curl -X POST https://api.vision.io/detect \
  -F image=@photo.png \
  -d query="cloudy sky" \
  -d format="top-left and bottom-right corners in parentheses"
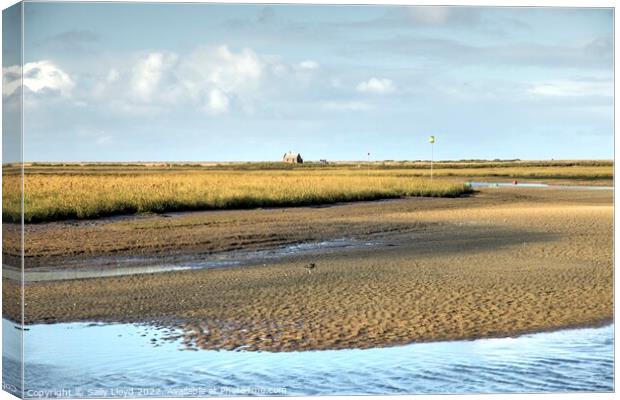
top-left (2, 2), bottom-right (614, 162)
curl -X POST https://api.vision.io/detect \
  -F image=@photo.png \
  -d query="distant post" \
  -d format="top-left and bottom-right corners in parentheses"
top-left (367, 151), bottom-right (371, 177)
top-left (429, 136), bottom-right (436, 182)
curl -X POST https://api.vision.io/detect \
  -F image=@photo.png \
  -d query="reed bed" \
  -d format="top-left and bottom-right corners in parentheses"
top-left (3, 170), bottom-right (471, 223)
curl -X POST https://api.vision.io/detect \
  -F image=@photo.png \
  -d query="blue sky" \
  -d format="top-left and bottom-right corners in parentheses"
top-left (2, 3), bottom-right (614, 162)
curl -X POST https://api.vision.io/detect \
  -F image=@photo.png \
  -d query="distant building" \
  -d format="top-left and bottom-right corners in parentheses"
top-left (283, 151), bottom-right (303, 164)
top-left (319, 159), bottom-right (328, 165)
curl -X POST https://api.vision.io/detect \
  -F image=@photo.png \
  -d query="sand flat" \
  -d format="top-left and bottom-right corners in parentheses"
top-left (2, 188), bottom-right (613, 351)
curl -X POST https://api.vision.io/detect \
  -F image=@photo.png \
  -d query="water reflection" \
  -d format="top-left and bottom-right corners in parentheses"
top-left (2, 319), bottom-right (613, 397)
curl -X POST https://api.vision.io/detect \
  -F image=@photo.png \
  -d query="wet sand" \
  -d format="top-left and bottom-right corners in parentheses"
top-left (2, 187), bottom-right (613, 351)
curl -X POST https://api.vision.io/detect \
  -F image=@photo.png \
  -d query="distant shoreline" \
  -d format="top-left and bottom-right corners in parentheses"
top-left (2, 159), bottom-right (614, 168)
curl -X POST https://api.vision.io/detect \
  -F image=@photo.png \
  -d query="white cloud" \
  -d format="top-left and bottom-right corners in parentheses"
top-left (528, 80), bottom-right (612, 97)
top-left (12, 47), bottom-right (330, 119)
top-left (131, 52), bottom-right (179, 102)
top-left (175, 45), bottom-right (265, 115)
top-left (356, 77), bottom-right (396, 94)
top-left (90, 68), bottom-right (121, 100)
top-left (180, 45), bottom-right (263, 95)
top-left (299, 60), bottom-right (319, 70)
top-left (91, 45), bottom-right (266, 115)
top-left (24, 61), bottom-right (75, 95)
top-left (3, 61), bottom-right (74, 97)
top-left (322, 100), bottom-right (373, 111)
top-left (206, 88), bottom-right (230, 114)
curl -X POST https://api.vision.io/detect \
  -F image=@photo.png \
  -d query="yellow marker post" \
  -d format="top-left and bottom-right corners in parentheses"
top-left (429, 136), bottom-right (436, 182)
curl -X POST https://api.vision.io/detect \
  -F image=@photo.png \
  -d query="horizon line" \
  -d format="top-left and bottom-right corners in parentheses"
top-left (3, 158), bottom-right (614, 165)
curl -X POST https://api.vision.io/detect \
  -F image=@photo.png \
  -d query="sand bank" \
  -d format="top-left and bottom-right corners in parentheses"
top-left (2, 188), bottom-right (613, 351)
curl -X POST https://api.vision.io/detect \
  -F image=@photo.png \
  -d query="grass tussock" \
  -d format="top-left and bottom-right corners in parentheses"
top-left (3, 171), bottom-right (471, 223)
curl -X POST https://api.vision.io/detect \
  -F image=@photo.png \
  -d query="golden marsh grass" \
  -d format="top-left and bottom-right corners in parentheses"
top-left (2, 161), bottom-right (612, 223)
top-left (3, 170), bottom-right (471, 222)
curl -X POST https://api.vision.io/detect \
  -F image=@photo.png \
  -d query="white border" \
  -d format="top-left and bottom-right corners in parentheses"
top-left (0, 1), bottom-right (616, 400)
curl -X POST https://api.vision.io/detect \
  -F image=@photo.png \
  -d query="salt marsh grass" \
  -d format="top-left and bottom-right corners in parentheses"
top-left (3, 161), bottom-right (612, 223)
top-left (3, 170), bottom-right (471, 222)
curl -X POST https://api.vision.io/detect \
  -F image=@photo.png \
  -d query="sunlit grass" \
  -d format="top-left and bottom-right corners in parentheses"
top-left (3, 170), bottom-right (471, 222)
top-left (2, 161), bottom-right (613, 223)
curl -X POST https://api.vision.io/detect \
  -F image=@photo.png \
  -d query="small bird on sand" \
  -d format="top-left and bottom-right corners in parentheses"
top-left (305, 263), bottom-right (316, 274)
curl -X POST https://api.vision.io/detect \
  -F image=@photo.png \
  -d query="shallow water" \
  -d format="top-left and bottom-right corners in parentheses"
top-left (468, 181), bottom-right (613, 190)
top-left (4, 238), bottom-right (377, 282)
top-left (2, 319), bottom-right (613, 397)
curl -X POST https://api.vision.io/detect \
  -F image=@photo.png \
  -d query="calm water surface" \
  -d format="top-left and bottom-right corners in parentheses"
top-left (2, 319), bottom-right (613, 397)
top-left (467, 181), bottom-right (613, 190)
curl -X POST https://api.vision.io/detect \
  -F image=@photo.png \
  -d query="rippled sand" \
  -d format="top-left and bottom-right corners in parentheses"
top-left (3, 188), bottom-right (613, 351)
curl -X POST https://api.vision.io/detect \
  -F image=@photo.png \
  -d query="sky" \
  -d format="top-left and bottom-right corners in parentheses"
top-left (2, 2), bottom-right (614, 162)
